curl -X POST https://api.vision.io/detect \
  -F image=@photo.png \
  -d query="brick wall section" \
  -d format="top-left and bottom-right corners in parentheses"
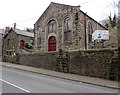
top-left (15, 49), bottom-right (118, 80)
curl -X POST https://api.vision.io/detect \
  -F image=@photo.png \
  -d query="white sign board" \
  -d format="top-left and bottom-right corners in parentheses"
top-left (92, 30), bottom-right (109, 41)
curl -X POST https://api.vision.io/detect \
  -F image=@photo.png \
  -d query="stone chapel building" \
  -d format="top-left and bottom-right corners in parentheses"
top-left (34, 2), bottom-right (107, 53)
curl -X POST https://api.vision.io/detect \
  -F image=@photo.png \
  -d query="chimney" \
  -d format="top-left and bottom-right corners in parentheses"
top-left (5, 26), bottom-right (10, 33)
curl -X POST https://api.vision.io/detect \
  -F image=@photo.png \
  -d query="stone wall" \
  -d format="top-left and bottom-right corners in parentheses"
top-left (3, 55), bottom-right (18, 63)
top-left (8, 49), bottom-right (119, 81)
top-left (18, 52), bottom-right (58, 70)
top-left (68, 49), bottom-right (118, 80)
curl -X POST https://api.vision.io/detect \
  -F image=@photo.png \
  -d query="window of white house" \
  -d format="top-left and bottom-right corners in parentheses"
top-left (48, 20), bottom-right (57, 33)
top-left (64, 17), bottom-right (72, 41)
top-left (37, 28), bottom-right (42, 45)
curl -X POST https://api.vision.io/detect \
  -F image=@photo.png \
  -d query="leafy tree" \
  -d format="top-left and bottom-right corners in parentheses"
top-left (26, 28), bottom-right (34, 33)
top-left (105, 22), bottom-right (109, 28)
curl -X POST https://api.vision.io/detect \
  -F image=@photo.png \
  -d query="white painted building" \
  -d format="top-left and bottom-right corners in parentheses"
top-left (0, 29), bottom-right (5, 56)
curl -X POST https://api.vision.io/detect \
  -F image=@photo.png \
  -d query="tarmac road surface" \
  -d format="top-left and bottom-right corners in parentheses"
top-left (1, 66), bottom-right (118, 93)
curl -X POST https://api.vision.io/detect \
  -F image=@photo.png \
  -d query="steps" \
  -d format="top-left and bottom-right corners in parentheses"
top-left (56, 50), bottom-right (69, 73)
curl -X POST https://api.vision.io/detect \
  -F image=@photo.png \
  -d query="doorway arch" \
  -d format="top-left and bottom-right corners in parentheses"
top-left (20, 40), bottom-right (25, 49)
top-left (48, 36), bottom-right (56, 51)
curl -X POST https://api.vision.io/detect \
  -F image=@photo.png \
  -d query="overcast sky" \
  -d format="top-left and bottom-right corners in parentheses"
top-left (0, 0), bottom-right (119, 30)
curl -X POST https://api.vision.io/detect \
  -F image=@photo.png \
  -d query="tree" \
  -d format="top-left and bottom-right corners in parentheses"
top-left (109, 13), bottom-right (116, 28)
top-left (105, 22), bottom-right (109, 28)
top-left (26, 28), bottom-right (34, 33)
top-left (25, 42), bottom-right (33, 49)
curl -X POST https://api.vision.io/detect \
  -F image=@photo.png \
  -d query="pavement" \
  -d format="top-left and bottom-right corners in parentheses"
top-left (0, 61), bottom-right (119, 90)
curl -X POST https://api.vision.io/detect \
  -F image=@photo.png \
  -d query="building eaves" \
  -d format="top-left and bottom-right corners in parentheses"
top-left (15, 29), bottom-right (34, 38)
top-left (80, 10), bottom-right (108, 30)
top-left (35, 2), bottom-right (107, 30)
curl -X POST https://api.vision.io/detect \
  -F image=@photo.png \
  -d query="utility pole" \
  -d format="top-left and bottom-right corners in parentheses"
top-left (13, 23), bottom-right (16, 56)
top-left (118, 1), bottom-right (120, 52)
top-left (84, 13), bottom-right (87, 50)
top-left (117, 1), bottom-right (120, 82)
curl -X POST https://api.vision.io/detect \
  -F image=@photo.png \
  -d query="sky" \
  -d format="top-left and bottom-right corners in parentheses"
top-left (0, 0), bottom-right (119, 30)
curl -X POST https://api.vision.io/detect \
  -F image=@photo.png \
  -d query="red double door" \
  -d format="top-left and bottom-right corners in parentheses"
top-left (48, 36), bottom-right (56, 51)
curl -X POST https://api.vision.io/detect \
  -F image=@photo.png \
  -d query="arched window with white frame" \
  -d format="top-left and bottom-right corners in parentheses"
top-left (87, 22), bottom-right (93, 44)
top-left (64, 17), bottom-right (72, 41)
top-left (48, 20), bottom-right (57, 33)
top-left (37, 28), bottom-right (42, 45)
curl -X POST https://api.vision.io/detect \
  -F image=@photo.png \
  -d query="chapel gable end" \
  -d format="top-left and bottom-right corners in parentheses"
top-left (36, 2), bottom-right (80, 24)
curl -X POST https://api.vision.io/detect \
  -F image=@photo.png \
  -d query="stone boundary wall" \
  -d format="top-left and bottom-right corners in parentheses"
top-left (3, 49), bottom-right (119, 81)
top-left (68, 49), bottom-right (118, 80)
top-left (18, 52), bottom-right (58, 71)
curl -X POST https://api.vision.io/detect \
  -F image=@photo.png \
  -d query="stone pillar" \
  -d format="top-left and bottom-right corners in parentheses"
top-left (34, 24), bottom-right (38, 51)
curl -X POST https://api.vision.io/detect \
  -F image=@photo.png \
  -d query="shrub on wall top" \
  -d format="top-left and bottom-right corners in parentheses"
top-left (25, 42), bottom-right (33, 49)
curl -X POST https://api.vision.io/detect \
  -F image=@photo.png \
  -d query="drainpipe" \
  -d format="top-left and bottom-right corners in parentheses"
top-left (118, 1), bottom-right (120, 50)
top-left (84, 13), bottom-right (87, 49)
top-left (13, 23), bottom-right (16, 54)
top-left (118, 2), bottom-right (120, 79)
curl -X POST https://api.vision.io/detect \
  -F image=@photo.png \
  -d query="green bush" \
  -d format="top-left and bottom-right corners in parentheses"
top-left (25, 42), bottom-right (33, 49)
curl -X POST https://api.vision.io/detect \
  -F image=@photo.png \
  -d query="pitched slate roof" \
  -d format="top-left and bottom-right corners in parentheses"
top-left (15, 29), bottom-right (34, 37)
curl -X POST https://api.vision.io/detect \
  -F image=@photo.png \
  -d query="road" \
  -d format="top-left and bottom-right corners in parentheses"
top-left (1, 66), bottom-right (118, 93)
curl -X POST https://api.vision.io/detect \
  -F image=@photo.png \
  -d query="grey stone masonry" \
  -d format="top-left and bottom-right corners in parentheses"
top-left (34, 2), bottom-right (108, 53)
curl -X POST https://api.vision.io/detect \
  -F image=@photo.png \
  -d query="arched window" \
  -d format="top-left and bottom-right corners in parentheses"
top-left (64, 17), bottom-right (72, 41)
top-left (48, 20), bottom-right (57, 33)
top-left (48, 36), bottom-right (56, 51)
top-left (37, 28), bottom-right (42, 45)
top-left (88, 22), bottom-right (93, 43)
